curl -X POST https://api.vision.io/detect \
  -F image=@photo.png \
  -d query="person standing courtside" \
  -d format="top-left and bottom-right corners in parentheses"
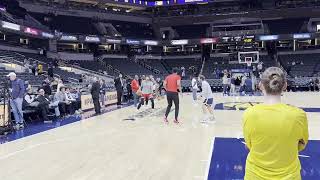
top-left (100, 79), bottom-right (107, 107)
top-left (243, 67), bottom-right (309, 180)
top-left (7, 72), bottom-right (25, 129)
top-left (91, 77), bottom-right (101, 115)
top-left (131, 75), bottom-right (140, 107)
top-left (164, 68), bottom-right (182, 124)
top-left (114, 74), bottom-right (124, 107)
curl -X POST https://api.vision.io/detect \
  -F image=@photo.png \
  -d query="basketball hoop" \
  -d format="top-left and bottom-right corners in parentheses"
top-left (238, 51), bottom-right (259, 65)
top-left (245, 57), bottom-right (252, 67)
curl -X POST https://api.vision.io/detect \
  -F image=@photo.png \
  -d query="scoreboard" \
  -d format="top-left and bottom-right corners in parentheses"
top-left (111, 0), bottom-right (209, 6)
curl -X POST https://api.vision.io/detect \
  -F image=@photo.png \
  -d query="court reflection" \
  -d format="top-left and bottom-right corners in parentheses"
top-left (208, 138), bottom-right (320, 180)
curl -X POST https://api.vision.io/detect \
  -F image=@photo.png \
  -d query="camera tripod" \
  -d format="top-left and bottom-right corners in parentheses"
top-left (0, 81), bottom-right (14, 135)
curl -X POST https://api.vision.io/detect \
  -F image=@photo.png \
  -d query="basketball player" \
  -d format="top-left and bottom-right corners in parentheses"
top-left (240, 75), bottom-right (247, 94)
top-left (151, 77), bottom-right (160, 100)
top-left (222, 72), bottom-right (229, 96)
top-left (230, 75), bottom-right (236, 95)
top-left (198, 75), bottom-right (215, 123)
top-left (137, 76), bottom-right (154, 110)
top-left (243, 67), bottom-right (308, 180)
top-left (191, 74), bottom-right (198, 103)
top-left (164, 68), bottom-right (182, 124)
top-left (131, 75), bottom-right (140, 107)
top-left (156, 78), bottom-right (164, 98)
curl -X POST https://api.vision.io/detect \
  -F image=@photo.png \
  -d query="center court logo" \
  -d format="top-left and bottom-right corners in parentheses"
top-left (123, 107), bottom-right (174, 120)
top-left (214, 102), bottom-right (261, 111)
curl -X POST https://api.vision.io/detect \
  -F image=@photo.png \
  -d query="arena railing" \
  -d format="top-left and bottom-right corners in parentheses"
top-left (0, 59), bottom-right (25, 72)
top-left (130, 56), bottom-right (162, 75)
top-left (64, 63), bottom-right (114, 79)
top-left (181, 77), bottom-right (319, 89)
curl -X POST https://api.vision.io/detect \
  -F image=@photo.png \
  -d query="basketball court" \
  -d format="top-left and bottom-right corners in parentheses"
top-left (0, 92), bottom-right (319, 180)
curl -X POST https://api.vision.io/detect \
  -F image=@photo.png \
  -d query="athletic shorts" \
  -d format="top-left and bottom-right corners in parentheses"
top-left (142, 94), bottom-right (153, 99)
top-left (203, 98), bottom-right (213, 106)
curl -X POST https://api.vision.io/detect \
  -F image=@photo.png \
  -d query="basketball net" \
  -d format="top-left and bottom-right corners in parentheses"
top-left (247, 62), bottom-right (252, 67)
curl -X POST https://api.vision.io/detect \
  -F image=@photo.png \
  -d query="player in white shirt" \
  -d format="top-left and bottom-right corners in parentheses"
top-left (222, 73), bottom-right (229, 96)
top-left (191, 75), bottom-right (198, 103)
top-left (137, 76), bottom-right (155, 110)
top-left (240, 75), bottom-right (247, 94)
top-left (198, 75), bottom-right (215, 123)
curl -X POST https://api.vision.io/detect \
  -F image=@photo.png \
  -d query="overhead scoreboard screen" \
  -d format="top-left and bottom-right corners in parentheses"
top-left (176, 0), bottom-right (208, 4)
top-left (153, 0), bottom-right (209, 6)
top-left (243, 36), bottom-right (254, 43)
top-left (112, 0), bottom-right (208, 6)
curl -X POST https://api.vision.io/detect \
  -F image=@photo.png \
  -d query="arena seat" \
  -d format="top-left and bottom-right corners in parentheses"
top-left (279, 53), bottom-right (319, 77)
